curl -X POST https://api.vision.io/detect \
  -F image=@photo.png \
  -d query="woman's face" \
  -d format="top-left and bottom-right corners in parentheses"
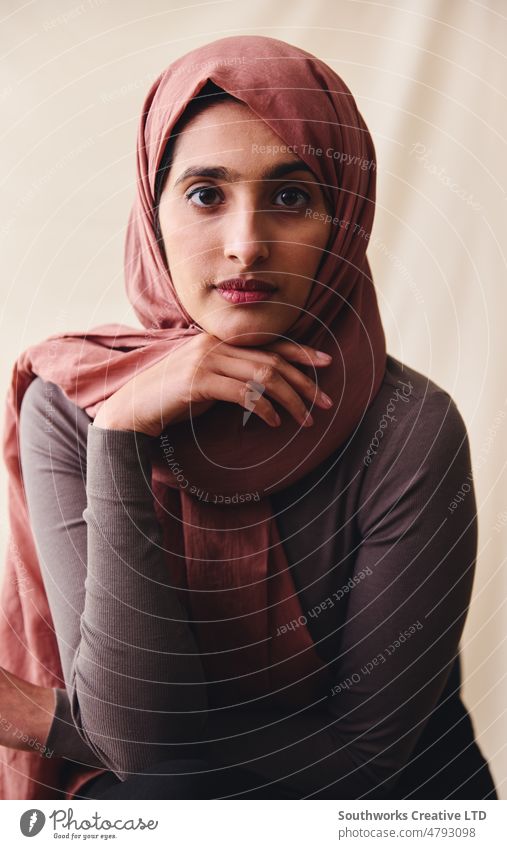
top-left (158, 99), bottom-right (333, 346)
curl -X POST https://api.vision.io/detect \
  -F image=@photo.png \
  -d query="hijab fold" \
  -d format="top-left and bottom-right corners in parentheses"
top-left (0, 35), bottom-right (386, 799)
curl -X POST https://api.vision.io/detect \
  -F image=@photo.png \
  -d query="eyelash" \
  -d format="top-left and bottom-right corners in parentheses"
top-left (183, 185), bottom-right (311, 210)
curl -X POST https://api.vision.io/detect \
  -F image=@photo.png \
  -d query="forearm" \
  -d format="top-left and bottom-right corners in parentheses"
top-left (203, 704), bottom-right (395, 799)
top-left (68, 423), bottom-right (208, 779)
top-left (0, 669), bottom-right (55, 756)
top-left (29, 684), bottom-right (395, 798)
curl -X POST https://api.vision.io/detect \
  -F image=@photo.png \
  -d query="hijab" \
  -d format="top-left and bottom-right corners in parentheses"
top-left (0, 34), bottom-right (386, 799)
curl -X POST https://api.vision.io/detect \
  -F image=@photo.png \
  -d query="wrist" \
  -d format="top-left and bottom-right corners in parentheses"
top-left (0, 668), bottom-right (56, 753)
top-left (93, 402), bottom-right (135, 432)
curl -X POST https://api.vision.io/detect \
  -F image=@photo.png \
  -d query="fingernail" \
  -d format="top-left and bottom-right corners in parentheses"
top-left (316, 351), bottom-right (332, 360)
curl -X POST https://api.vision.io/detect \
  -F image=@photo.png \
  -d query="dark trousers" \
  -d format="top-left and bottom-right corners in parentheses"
top-left (79, 692), bottom-right (498, 801)
top-left (79, 745), bottom-right (497, 800)
top-left (79, 759), bottom-right (299, 800)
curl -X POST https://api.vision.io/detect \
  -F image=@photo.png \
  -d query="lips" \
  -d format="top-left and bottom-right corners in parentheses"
top-left (214, 277), bottom-right (277, 292)
top-left (213, 277), bottom-right (278, 304)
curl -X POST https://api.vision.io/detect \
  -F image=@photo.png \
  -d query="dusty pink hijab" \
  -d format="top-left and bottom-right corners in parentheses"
top-left (0, 35), bottom-right (386, 799)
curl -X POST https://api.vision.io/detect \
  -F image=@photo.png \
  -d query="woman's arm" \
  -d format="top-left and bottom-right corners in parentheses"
top-left (18, 377), bottom-right (208, 780)
top-left (0, 668), bottom-right (55, 754)
top-left (197, 391), bottom-right (479, 798)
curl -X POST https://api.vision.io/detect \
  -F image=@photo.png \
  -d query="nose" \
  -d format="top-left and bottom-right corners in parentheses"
top-left (223, 205), bottom-right (270, 267)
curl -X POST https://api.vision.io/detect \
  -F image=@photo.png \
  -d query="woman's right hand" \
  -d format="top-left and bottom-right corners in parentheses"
top-left (93, 332), bottom-right (334, 438)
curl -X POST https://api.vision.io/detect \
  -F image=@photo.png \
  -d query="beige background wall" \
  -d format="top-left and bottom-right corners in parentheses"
top-left (1, 0), bottom-right (505, 797)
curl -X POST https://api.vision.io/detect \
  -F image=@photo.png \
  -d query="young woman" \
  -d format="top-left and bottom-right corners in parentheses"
top-left (0, 35), bottom-right (497, 800)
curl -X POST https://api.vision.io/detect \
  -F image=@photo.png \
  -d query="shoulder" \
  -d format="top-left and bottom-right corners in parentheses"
top-left (20, 376), bottom-right (70, 429)
top-left (19, 376), bottom-right (91, 457)
top-left (21, 376), bottom-right (89, 419)
top-left (360, 354), bottom-right (471, 470)
top-left (353, 355), bottom-right (475, 531)
top-left (351, 357), bottom-right (479, 578)
top-left (20, 375), bottom-right (54, 417)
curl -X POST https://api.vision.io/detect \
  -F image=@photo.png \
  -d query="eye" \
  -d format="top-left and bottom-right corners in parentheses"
top-left (273, 187), bottom-right (311, 208)
top-left (184, 186), bottom-right (223, 207)
top-left (183, 184), bottom-right (311, 210)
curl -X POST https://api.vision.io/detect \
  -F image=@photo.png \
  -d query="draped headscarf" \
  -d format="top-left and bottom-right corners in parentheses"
top-left (0, 34), bottom-right (386, 799)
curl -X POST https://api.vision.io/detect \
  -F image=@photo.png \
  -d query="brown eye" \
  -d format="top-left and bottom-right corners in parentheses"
top-left (274, 187), bottom-right (310, 207)
top-left (185, 187), bottom-right (222, 207)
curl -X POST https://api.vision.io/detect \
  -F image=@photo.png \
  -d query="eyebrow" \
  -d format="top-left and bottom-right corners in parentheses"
top-left (173, 159), bottom-right (316, 188)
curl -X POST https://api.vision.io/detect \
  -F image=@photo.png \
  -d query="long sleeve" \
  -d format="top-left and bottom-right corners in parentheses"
top-left (19, 374), bottom-right (481, 798)
top-left (196, 390), bottom-right (479, 798)
top-left (19, 377), bottom-right (208, 780)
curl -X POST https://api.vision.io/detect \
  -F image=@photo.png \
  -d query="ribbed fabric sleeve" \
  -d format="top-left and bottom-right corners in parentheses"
top-left (19, 383), bottom-right (208, 781)
top-left (67, 423), bottom-right (208, 777)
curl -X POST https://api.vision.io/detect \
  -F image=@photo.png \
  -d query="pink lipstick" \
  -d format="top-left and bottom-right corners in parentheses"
top-left (214, 277), bottom-right (277, 304)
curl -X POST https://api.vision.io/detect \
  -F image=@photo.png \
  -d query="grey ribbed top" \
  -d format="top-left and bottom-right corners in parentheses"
top-left (17, 354), bottom-right (488, 798)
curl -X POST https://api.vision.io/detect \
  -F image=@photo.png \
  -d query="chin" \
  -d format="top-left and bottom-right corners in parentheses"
top-left (207, 308), bottom-right (298, 348)
top-left (211, 322), bottom-right (285, 348)
top-left (233, 333), bottom-right (278, 347)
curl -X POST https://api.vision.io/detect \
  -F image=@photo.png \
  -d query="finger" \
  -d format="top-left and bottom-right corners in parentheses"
top-left (210, 353), bottom-right (317, 427)
top-left (211, 338), bottom-right (332, 368)
top-left (261, 340), bottom-right (333, 366)
top-left (212, 351), bottom-right (333, 412)
top-left (205, 373), bottom-right (281, 427)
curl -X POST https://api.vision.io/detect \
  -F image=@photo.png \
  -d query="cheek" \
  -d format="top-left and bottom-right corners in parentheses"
top-left (310, 222), bottom-right (332, 250)
top-left (163, 224), bottom-right (204, 276)
top-left (288, 226), bottom-right (330, 265)
top-left (174, 222), bottom-right (219, 265)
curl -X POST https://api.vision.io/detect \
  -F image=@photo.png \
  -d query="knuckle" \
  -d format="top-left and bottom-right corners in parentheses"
top-left (257, 364), bottom-right (276, 384)
top-left (305, 376), bottom-right (317, 395)
top-left (240, 382), bottom-right (252, 407)
top-left (269, 352), bottom-right (283, 369)
top-left (197, 332), bottom-right (214, 352)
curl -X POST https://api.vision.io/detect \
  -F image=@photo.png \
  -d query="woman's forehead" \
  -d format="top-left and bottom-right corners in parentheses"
top-left (170, 98), bottom-right (276, 146)
top-left (167, 100), bottom-right (313, 179)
